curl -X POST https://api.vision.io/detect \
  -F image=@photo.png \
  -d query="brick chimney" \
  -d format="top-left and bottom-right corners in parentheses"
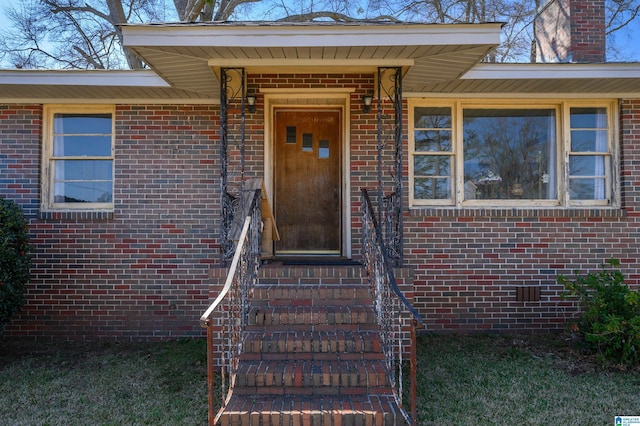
top-left (534, 0), bottom-right (606, 63)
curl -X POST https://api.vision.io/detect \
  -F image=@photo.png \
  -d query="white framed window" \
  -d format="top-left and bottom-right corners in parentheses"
top-left (566, 106), bottom-right (612, 206)
top-left (412, 106), bottom-right (454, 205)
top-left (409, 99), bottom-right (618, 208)
top-left (42, 105), bottom-right (115, 211)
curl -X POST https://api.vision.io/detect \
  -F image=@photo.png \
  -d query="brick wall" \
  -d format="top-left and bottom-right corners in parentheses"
top-left (2, 80), bottom-right (640, 339)
top-left (405, 99), bottom-right (640, 333)
top-left (0, 105), bottom-right (41, 217)
top-left (535, 0), bottom-right (606, 63)
top-left (2, 104), bottom-right (219, 340)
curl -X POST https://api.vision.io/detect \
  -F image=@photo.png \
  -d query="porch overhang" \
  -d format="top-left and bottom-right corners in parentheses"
top-left (406, 63), bottom-right (640, 97)
top-left (2, 22), bottom-right (640, 102)
top-left (120, 21), bottom-right (504, 97)
top-left (0, 70), bottom-right (216, 103)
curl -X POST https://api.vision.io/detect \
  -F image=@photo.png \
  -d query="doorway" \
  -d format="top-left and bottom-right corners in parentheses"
top-left (274, 109), bottom-right (342, 255)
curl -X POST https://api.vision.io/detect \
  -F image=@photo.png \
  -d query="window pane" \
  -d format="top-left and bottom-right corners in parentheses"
top-left (570, 130), bottom-right (608, 152)
top-left (286, 126), bottom-right (296, 144)
top-left (463, 108), bottom-right (556, 200)
top-left (415, 130), bottom-right (451, 152)
top-left (569, 155), bottom-right (606, 177)
top-left (570, 107), bottom-right (606, 129)
top-left (319, 140), bottom-right (329, 159)
top-left (54, 181), bottom-right (113, 203)
top-left (414, 177), bottom-right (450, 199)
top-left (570, 178), bottom-right (606, 200)
top-left (414, 107), bottom-right (451, 128)
top-left (302, 133), bottom-right (313, 152)
top-left (53, 135), bottom-right (112, 157)
top-left (54, 160), bottom-right (113, 181)
top-left (54, 113), bottom-right (112, 134)
top-left (414, 155), bottom-right (450, 176)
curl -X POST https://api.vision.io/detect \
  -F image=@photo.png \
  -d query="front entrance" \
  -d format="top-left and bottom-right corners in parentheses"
top-left (274, 109), bottom-right (341, 255)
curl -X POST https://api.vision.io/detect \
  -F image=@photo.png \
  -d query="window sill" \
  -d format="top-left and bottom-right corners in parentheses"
top-left (39, 210), bottom-right (114, 221)
top-left (408, 206), bottom-right (625, 219)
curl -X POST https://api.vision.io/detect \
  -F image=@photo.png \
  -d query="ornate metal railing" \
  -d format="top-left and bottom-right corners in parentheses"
top-left (361, 189), bottom-right (423, 426)
top-left (220, 67), bottom-right (248, 266)
top-left (200, 188), bottom-right (261, 426)
top-left (376, 66), bottom-right (404, 266)
top-left (383, 191), bottom-right (402, 267)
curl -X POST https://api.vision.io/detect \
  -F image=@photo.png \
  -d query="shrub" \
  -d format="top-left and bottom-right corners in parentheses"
top-left (0, 198), bottom-right (31, 333)
top-left (559, 259), bottom-right (640, 366)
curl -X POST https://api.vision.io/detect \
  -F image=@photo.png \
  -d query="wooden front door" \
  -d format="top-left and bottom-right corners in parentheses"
top-left (274, 109), bottom-right (341, 254)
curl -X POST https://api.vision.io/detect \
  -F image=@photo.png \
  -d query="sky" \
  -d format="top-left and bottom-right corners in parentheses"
top-left (0, 0), bottom-right (639, 68)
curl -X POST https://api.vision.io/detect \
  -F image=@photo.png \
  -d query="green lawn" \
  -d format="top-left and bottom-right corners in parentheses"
top-left (0, 339), bottom-right (208, 426)
top-left (414, 334), bottom-right (640, 425)
top-left (1, 334), bottom-right (639, 425)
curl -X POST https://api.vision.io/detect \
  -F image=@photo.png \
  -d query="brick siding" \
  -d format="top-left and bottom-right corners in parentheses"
top-left (2, 78), bottom-right (640, 339)
top-left (2, 105), bottom-right (219, 340)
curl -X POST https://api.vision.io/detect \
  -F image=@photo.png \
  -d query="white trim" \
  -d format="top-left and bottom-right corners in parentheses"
top-left (0, 98), bottom-right (219, 105)
top-left (408, 98), bottom-right (619, 209)
top-left (405, 92), bottom-right (640, 99)
top-left (41, 104), bottom-right (116, 212)
top-left (260, 88), bottom-right (355, 95)
top-left (462, 63), bottom-right (640, 80)
top-left (209, 58), bottom-right (415, 68)
top-left (123, 23), bottom-right (503, 48)
top-left (264, 91), bottom-right (352, 258)
top-left (0, 70), bottom-right (170, 86)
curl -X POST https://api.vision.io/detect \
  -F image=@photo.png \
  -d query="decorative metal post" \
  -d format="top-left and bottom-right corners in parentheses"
top-left (220, 67), bottom-right (247, 265)
top-left (377, 67), bottom-right (403, 266)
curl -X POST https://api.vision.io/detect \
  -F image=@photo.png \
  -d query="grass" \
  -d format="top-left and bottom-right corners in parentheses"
top-left (1, 334), bottom-right (639, 425)
top-left (413, 334), bottom-right (640, 425)
top-left (0, 339), bottom-right (208, 426)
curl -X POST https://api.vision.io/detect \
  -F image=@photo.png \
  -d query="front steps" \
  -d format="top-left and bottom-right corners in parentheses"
top-left (215, 265), bottom-right (409, 426)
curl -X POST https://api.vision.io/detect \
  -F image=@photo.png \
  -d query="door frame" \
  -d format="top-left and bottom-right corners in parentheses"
top-left (263, 88), bottom-right (353, 258)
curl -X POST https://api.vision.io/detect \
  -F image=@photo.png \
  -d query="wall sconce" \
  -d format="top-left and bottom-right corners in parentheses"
top-left (246, 94), bottom-right (256, 113)
top-left (362, 94), bottom-right (373, 113)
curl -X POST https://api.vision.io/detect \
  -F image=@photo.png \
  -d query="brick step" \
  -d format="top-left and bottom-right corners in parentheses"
top-left (258, 265), bottom-right (366, 287)
top-left (252, 284), bottom-right (373, 307)
top-left (248, 305), bottom-right (377, 327)
top-left (216, 395), bottom-right (408, 426)
top-left (233, 359), bottom-right (391, 389)
top-left (242, 329), bottom-right (382, 354)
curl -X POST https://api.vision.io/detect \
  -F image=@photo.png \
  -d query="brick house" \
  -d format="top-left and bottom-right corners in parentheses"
top-left (2, 0), bottom-right (640, 343)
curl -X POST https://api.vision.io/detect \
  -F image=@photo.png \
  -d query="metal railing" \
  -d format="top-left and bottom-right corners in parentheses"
top-left (383, 191), bottom-right (402, 267)
top-left (361, 189), bottom-right (423, 426)
top-left (200, 188), bottom-right (262, 426)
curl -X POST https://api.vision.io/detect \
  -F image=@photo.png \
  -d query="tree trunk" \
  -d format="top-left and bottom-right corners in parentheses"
top-left (106, 0), bottom-right (144, 69)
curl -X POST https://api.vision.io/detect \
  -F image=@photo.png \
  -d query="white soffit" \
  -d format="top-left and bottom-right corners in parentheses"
top-left (121, 21), bottom-right (503, 95)
top-left (0, 70), bottom-right (217, 102)
top-left (407, 63), bottom-right (640, 95)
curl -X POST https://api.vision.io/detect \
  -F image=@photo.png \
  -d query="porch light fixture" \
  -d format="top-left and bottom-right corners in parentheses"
top-left (246, 94), bottom-right (256, 113)
top-left (363, 94), bottom-right (373, 113)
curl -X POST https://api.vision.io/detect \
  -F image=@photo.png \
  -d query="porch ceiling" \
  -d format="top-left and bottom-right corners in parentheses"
top-left (121, 21), bottom-right (503, 97)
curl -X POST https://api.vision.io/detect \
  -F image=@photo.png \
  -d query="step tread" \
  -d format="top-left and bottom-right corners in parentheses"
top-left (242, 329), bottom-right (382, 354)
top-left (234, 358), bottom-right (391, 388)
top-left (248, 305), bottom-right (377, 326)
top-left (217, 394), bottom-right (408, 426)
top-left (252, 283), bottom-right (373, 302)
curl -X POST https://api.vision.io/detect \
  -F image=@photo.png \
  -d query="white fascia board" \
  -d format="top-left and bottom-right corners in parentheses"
top-left (463, 63), bottom-right (640, 80)
top-left (0, 70), bottom-right (170, 87)
top-left (122, 23), bottom-right (502, 48)
top-left (405, 92), bottom-right (640, 99)
top-left (0, 97), bottom-right (219, 104)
